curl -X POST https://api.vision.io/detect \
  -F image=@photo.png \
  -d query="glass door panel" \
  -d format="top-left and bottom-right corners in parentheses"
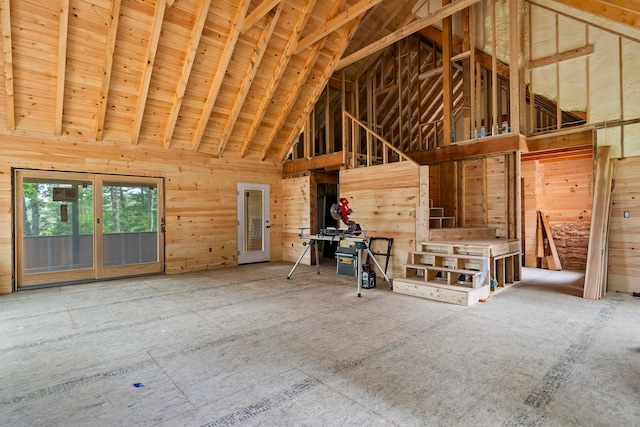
top-left (237, 182), bottom-right (270, 264)
top-left (102, 182), bottom-right (159, 267)
top-left (17, 172), bottom-right (95, 287)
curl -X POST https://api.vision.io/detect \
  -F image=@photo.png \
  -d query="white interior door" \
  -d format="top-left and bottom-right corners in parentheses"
top-left (237, 182), bottom-right (270, 264)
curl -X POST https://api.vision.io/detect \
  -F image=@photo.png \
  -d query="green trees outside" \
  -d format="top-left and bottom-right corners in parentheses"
top-left (22, 181), bottom-right (157, 237)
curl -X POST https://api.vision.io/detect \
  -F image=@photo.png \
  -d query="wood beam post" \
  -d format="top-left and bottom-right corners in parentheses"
top-left (442, 0), bottom-right (453, 146)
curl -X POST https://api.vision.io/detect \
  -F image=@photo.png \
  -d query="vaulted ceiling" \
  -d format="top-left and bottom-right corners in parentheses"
top-left (0, 0), bottom-right (635, 163)
top-left (0, 0), bottom-right (432, 162)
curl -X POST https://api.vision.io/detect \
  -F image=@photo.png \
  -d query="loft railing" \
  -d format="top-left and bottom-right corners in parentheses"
top-left (343, 111), bottom-right (417, 169)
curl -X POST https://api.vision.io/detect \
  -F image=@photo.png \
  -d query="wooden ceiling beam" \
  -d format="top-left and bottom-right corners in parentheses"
top-left (261, 0), bottom-right (350, 160)
top-left (553, 0), bottom-right (640, 30)
top-left (261, 41), bottom-right (324, 160)
top-left (295, 0), bottom-right (384, 54)
top-left (408, 133), bottom-right (526, 164)
top-left (529, 44), bottom-right (594, 68)
top-left (239, 0), bottom-right (318, 158)
top-left (278, 12), bottom-right (363, 161)
top-left (0, 0), bottom-right (14, 131)
top-left (163, 0), bottom-right (212, 149)
top-left (217, 6), bottom-right (281, 157)
top-left (95, 0), bottom-right (121, 141)
top-left (131, 0), bottom-right (166, 145)
top-left (54, 0), bottom-right (70, 136)
top-left (242, 0), bottom-right (280, 33)
top-left (336, 0), bottom-right (481, 71)
top-left (191, 0), bottom-right (251, 152)
top-left (419, 25), bottom-right (510, 79)
top-left (350, 3), bottom-right (411, 80)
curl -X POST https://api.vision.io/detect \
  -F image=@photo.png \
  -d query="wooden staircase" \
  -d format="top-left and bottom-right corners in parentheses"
top-left (393, 229), bottom-right (522, 306)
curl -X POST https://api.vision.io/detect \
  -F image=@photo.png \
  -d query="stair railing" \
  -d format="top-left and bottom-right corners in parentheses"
top-left (343, 111), bottom-right (418, 169)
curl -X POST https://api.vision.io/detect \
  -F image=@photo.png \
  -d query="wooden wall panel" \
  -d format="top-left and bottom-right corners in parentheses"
top-left (0, 134), bottom-right (283, 294)
top-left (282, 175), bottom-right (311, 265)
top-left (608, 157), bottom-right (640, 293)
top-left (521, 160), bottom-right (540, 267)
top-left (462, 159), bottom-right (486, 227)
top-left (340, 162), bottom-right (420, 278)
top-left (486, 155), bottom-right (506, 236)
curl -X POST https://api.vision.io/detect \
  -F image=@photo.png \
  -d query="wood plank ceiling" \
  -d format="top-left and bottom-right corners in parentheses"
top-left (0, 0), bottom-right (432, 162)
top-left (0, 0), bottom-right (630, 163)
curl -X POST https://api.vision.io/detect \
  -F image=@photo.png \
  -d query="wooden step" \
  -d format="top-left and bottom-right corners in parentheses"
top-left (411, 251), bottom-right (488, 261)
top-left (429, 216), bottom-right (455, 229)
top-left (393, 278), bottom-right (491, 306)
top-left (428, 227), bottom-right (497, 241)
top-left (404, 263), bottom-right (486, 287)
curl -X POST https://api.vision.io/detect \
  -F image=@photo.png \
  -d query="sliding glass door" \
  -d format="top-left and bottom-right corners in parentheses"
top-left (15, 170), bottom-right (164, 289)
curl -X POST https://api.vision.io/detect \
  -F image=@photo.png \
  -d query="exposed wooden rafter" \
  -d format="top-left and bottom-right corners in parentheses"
top-left (260, 0), bottom-right (351, 160)
top-left (279, 11), bottom-right (364, 161)
top-left (191, 0), bottom-right (251, 152)
top-left (95, 0), bottom-right (121, 141)
top-left (295, 0), bottom-right (384, 54)
top-left (336, 0), bottom-right (481, 70)
top-left (242, 0), bottom-right (281, 33)
top-left (350, 2), bottom-right (414, 80)
top-left (261, 41), bottom-right (325, 160)
top-left (217, 6), bottom-right (281, 157)
top-left (163, 0), bottom-right (212, 148)
top-left (553, 0), bottom-right (640, 30)
top-left (131, 0), bottom-right (166, 145)
top-left (54, 0), bottom-right (70, 136)
top-left (0, 0), bottom-right (14, 131)
top-left (239, 0), bottom-right (318, 158)
top-left (418, 25), bottom-right (510, 79)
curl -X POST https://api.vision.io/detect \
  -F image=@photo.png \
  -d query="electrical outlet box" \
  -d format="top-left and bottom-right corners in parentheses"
top-left (624, 211), bottom-right (630, 218)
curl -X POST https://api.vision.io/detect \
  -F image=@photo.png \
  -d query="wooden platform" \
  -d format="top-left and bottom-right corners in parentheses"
top-left (393, 278), bottom-right (491, 306)
top-left (394, 237), bottom-right (521, 306)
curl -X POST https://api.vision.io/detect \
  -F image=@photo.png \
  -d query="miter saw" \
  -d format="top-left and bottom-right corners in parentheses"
top-left (328, 197), bottom-right (362, 235)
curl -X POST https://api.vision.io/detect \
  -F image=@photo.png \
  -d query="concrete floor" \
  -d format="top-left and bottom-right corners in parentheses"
top-left (0, 262), bottom-right (638, 426)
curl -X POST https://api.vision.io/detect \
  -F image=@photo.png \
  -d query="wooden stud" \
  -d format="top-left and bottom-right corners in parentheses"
top-left (442, 0), bottom-right (453, 147)
top-left (491, 0), bottom-right (498, 136)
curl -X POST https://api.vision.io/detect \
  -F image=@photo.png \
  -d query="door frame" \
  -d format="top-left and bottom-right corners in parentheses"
top-left (14, 169), bottom-right (165, 289)
top-left (237, 182), bottom-right (270, 264)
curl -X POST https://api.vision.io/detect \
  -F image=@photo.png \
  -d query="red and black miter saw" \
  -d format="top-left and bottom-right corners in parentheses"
top-left (329, 197), bottom-right (362, 235)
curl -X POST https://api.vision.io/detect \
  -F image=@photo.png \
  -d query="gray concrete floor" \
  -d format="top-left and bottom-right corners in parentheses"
top-left (0, 262), bottom-right (638, 426)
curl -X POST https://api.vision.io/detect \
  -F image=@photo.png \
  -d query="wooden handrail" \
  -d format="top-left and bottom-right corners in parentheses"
top-left (344, 111), bottom-right (418, 165)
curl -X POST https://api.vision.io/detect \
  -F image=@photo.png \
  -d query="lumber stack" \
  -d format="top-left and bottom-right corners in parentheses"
top-left (583, 146), bottom-right (613, 300)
